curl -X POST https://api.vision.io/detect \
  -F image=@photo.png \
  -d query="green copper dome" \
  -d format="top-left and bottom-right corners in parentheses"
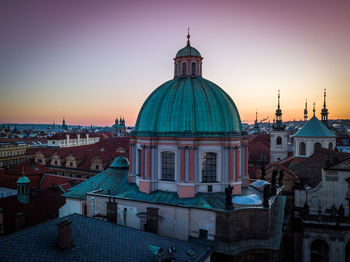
top-left (17, 175), bottom-right (30, 184)
top-left (176, 45), bottom-right (201, 58)
top-left (132, 76), bottom-right (242, 137)
top-left (110, 156), bottom-right (129, 169)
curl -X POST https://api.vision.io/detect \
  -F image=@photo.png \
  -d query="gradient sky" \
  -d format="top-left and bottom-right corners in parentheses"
top-left (1, 0), bottom-right (350, 126)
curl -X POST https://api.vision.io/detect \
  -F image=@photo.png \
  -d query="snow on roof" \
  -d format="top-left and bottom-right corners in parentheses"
top-left (232, 194), bottom-right (262, 206)
top-left (251, 180), bottom-right (270, 191)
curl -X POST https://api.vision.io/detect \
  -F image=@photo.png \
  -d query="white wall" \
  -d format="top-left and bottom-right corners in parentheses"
top-left (86, 194), bottom-right (216, 241)
top-left (294, 137), bottom-right (335, 157)
top-left (59, 198), bottom-right (85, 217)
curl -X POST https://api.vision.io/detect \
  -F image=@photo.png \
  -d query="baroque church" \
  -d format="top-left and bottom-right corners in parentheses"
top-left (60, 32), bottom-right (286, 261)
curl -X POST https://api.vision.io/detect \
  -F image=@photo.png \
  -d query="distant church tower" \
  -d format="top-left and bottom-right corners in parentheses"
top-left (321, 89), bottom-right (329, 127)
top-left (270, 90), bottom-right (288, 163)
top-left (304, 99), bottom-right (308, 122)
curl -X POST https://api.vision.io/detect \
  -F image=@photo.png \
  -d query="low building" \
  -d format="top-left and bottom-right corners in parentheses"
top-left (0, 140), bottom-right (30, 168)
top-left (47, 132), bottom-right (100, 148)
top-left (294, 156), bottom-right (350, 262)
top-left (32, 137), bottom-right (129, 179)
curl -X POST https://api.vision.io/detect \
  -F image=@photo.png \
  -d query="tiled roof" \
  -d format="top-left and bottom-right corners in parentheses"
top-left (30, 137), bottom-right (130, 171)
top-left (0, 214), bottom-right (213, 262)
top-left (8, 159), bottom-right (51, 176)
top-left (40, 174), bottom-right (85, 192)
top-left (294, 116), bottom-right (336, 137)
top-left (267, 148), bottom-right (350, 188)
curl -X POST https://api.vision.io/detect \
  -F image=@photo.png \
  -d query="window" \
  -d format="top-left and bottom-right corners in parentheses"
top-left (38, 159), bottom-right (42, 163)
top-left (276, 136), bottom-right (282, 145)
top-left (54, 160), bottom-right (58, 165)
top-left (95, 164), bottom-right (99, 170)
top-left (202, 152), bottom-right (217, 183)
top-left (175, 63), bottom-right (179, 76)
top-left (146, 207), bottom-right (159, 233)
top-left (161, 151), bottom-right (175, 181)
top-left (69, 162), bottom-right (73, 167)
top-left (199, 229), bottom-right (208, 240)
top-left (310, 239), bottom-right (329, 262)
top-left (314, 142), bottom-right (322, 153)
top-left (182, 62), bottom-right (187, 75)
top-left (52, 141), bottom-right (55, 144)
top-left (137, 149), bottom-right (141, 176)
top-left (328, 142), bottom-right (333, 150)
top-left (191, 62), bottom-right (196, 75)
top-left (299, 142), bottom-right (306, 156)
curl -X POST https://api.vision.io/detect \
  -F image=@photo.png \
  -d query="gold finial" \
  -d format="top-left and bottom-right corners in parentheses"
top-left (313, 102), bottom-right (316, 117)
top-left (277, 89), bottom-right (280, 109)
top-left (323, 88), bottom-right (327, 108)
top-left (187, 27), bottom-right (190, 46)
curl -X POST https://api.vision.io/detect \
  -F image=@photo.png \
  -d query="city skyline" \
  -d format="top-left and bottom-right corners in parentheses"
top-left (1, 0), bottom-right (350, 126)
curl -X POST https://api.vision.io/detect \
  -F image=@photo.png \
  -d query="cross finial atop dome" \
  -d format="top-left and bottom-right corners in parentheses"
top-left (277, 89), bottom-right (280, 109)
top-left (187, 27), bottom-right (190, 46)
top-left (313, 102), bottom-right (316, 117)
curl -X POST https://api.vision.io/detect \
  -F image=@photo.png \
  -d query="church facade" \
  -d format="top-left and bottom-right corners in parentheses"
top-left (60, 33), bottom-right (285, 261)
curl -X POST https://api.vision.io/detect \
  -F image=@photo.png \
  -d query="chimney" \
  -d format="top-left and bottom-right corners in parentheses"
top-left (57, 220), bottom-right (72, 249)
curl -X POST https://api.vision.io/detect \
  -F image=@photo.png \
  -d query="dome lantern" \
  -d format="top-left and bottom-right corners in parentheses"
top-left (174, 28), bottom-right (203, 78)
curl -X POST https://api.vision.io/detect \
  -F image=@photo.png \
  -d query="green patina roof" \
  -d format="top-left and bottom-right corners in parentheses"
top-left (294, 116), bottom-right (335, 137)
top-left (110, 156), bottom-right (129, 169)
top-left (16, 175), bottom-right (30, 184)
top-left (132, 76), bottom-right (242, 137)
top-left (64, 168), bottom-right (271, 212)
top-left (64, 169), bottom-right (227, 211)
top-left (176, 45), bottom-right (201, 58)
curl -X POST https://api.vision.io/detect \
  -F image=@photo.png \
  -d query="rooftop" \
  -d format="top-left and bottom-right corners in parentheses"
top-left (64, 168), bottom-right (280, 212)
top-left (0, 213), bottom-right (213, 262)
top-left (294, 116), bottom-right (336, 137)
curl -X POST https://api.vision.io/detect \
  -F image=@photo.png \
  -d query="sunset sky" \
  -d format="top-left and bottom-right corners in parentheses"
top-left (1, 0), bottom-right (350, 126)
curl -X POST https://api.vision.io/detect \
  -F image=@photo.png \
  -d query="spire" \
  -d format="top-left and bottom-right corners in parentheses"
top-left (304, 99), bottom-right (308, 121)
top-left (272, 90), bottom-right (285, 131)
top-left (313, 102), bottom-right (315, 117)
top-left (321, 88), bottom-right (329, 125)
top-left (254, 109), bottom-right (259, 131)
top-left (186, 27), bottom-right (190, 46)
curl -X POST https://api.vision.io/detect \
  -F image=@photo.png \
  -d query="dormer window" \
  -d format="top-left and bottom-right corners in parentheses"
top-left (182, 63), bottom-right (187, 75)
top-left (191, 62), bottom-right (196, 75)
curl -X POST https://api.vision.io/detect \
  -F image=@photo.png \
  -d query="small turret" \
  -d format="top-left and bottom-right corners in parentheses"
top-left (16, 175), bottom-right (30, 204)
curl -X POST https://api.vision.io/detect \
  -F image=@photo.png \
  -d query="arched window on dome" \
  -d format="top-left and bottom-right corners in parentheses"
top-left (182, 62), bottom-right (187, 75)
top-left (299, 142), bottom-right (306, 156)
top-left (191, 62), bottom-right (196, 75)
top-left (314, 142), bottom-right (322, 153)
top-left (161, 151), bottom-right (175, 181)
top-left (202, 152), bottom-right (217, 183)
top-left (175, 63), bottom-right (179, 76)
top-left (276, 136), bottom-right (282, 145)
top-left (328, 142), bottom-right (333, 150)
